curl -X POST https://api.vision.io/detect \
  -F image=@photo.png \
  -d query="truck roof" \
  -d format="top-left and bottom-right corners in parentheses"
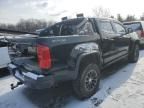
top-left (123, 21), bottom-right (144, 24)
top-left (62, 17), bottom-right (118, 23)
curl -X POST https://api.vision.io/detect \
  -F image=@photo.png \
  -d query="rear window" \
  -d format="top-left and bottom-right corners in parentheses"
top-left (39, 18), bottom-right (86, 36)
top-left (124, 22), bottom-right (142, 31)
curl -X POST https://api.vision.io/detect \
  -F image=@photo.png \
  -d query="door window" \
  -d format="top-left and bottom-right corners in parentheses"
top-left (78, 22), bottom-right (95, 35)
top-left (100, 21), bottom-right (114, 34)
top-left (114, 22), bottom-right (126, 34)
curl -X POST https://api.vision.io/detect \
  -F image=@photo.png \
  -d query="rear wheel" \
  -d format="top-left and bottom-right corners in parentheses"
top-left (72, 63), bottom-right (100, 100)
top-left (129, 44), bottom-right (139, 63)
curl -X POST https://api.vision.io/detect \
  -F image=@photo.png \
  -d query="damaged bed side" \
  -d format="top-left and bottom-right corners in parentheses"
top-left (0, 29), bottom-right (39, 89)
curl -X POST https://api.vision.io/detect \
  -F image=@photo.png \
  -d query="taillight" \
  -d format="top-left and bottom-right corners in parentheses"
top-left (37, 44), bottom-right (52, 69)
top-left (141, 31), bottom-right (144, 37)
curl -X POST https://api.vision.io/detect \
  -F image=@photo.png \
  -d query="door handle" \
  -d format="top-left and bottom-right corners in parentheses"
top-left (109, 38), bottom-right (114, 40)
top-left (103, 37), bottom-right (114, 41)
top-left (119, 36), bottom-right (123, 38)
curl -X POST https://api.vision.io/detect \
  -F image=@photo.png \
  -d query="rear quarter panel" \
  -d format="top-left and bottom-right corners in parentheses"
top-left (37, 35), bottom-right (100, 69)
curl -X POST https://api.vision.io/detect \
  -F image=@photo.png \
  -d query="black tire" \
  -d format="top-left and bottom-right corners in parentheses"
top-left (129, 44), bottom-right (139, 63)
top-left (72, 64), bottom-right (100, 100)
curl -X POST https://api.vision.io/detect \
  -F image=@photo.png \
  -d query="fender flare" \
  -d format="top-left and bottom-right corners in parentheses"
top-left (72, 51), bottom-right (102, 80)
top-left (129, 39), bottom-right (139, 55)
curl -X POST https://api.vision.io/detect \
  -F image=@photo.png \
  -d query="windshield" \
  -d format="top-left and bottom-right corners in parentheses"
top-left (124, 22), bottom-right (142, 31)
top-left (39, 18), bottom-right (85, 36)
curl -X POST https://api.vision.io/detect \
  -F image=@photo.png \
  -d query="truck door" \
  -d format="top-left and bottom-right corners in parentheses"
top-left (112, 21), bottom-right (131, 56)
top-left (98, 20), bottom-right (118, 64)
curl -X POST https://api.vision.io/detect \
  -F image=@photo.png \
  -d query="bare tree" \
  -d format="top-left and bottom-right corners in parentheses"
top-left (140, 13), bottom-right (144, 21)
top-left (125, 15), bottom-right (136, 21)
top-left (117, 14), bottom-right (123, 22)
top-left (0, 24), bottom-right (8, 29)
top-left (93, 6), bottom-right (111, 18)
top-left (16, 19), bottom-right (51, 32)
top-left (0, 19), bottom-right (55, 32)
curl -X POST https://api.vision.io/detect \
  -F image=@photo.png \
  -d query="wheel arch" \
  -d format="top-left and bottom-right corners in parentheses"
top-left (129, 39), bottom-right (140, 53)
top-left (73, 52), bottom-right (102, 80)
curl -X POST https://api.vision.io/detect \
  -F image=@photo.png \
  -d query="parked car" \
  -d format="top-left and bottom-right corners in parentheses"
top-left (123, 21), bottom-right (144, 47)
top-left (0, 38), bottom-right (11, 69)
top-left (8, 16), bottom-right (139, 99)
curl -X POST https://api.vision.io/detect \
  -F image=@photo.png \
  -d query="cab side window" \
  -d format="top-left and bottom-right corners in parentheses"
top-left (113, 22), bottom-right (126, 34)
top-left (100, 21), bottom-right (114, 34)
top-left (78, 22), bottom-right (95, 35)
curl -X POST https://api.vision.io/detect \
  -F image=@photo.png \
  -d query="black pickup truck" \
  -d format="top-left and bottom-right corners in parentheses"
top-left (8, 17), bottom-right (139, 99)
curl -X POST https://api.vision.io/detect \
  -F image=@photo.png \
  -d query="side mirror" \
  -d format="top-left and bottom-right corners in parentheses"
top-left (127, 28), bottom-right (133, 33)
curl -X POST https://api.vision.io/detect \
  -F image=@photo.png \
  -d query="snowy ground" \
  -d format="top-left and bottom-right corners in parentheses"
top-left (0, 50), bottom-right (144, 108)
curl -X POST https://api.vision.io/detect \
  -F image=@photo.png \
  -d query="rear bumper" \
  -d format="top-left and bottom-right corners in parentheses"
top-left (8, 63), bottom-right (55, 89)
top-left (8, 63), bottom-right (76, 89)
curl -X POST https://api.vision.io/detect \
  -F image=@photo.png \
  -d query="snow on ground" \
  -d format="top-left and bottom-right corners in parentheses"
top-left (0, 50), bottom-right (144, 108)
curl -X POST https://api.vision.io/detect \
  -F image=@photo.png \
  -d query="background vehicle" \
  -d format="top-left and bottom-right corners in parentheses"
top-left (0, 38), bottom-right (10, 69)
top-left (123, 21), bottom-right (144, 47)
top-left (8, 16), bottom-right (139, 99)
top-left (0, 30), bottom-right (38, 68)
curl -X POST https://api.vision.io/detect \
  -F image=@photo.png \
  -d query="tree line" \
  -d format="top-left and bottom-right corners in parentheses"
top-left (0, 19), bottom-right (54, 32)
top-left (117, 13), bottom-right (144, 22)
top-left (93, 7), bottom-right (144, 22)
top-left (0, 7), bottom-right (144, 32)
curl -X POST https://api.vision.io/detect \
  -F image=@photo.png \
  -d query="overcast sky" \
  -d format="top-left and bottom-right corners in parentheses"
top-left (0, 0), bottom-right (144, 24)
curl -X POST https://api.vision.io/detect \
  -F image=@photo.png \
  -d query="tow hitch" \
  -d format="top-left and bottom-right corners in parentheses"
top-left (10, 82), bottom-right (23, 90)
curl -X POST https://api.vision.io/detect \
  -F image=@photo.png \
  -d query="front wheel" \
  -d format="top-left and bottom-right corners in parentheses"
top-left (72, 64), bottom-right (100, 100)
top-left (129, 44), bottom-right (139, 63)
